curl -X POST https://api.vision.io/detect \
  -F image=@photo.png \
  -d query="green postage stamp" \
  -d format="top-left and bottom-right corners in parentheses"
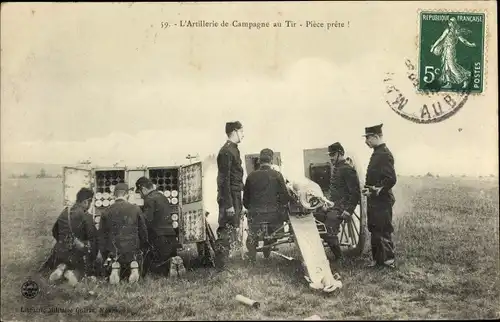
top-left (418, 11), bottom-right (485, 94)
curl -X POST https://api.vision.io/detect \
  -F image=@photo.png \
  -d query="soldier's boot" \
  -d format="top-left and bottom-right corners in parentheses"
top-left (168, 258), bottom-right (178, 278)
top-left (173, 256), bottom-right (186, 277)
top-left (325, 227), bottom-right (342, 261)
top-left (49, 263), bottom-right (67, 282)
top-left (214, 239), bottom-right (229, 270)
top-left (245, 234), bottom-right (257, 263)
top-left (63, 270), bottom-right (78, 286)
top-left (109, 261), bottom-right (121, 285)
top-left (129, 261), bottom-right (140, 283)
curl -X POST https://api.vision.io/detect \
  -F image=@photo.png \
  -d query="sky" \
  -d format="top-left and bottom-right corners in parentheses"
top-left (1, 2), bottom-right (498, 177)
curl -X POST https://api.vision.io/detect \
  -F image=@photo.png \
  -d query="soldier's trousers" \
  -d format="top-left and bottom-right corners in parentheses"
top-left (144, 235), bottom-right (179, 274)
top-left (105, 251), bottom-right (144, 280)
top-left (245, 217), bottom-right (282, 260)
top-left (321, 209), bottom-right (343, 258)
top-left (215, 191), bottom-right (242, 256)
top-left (53, 242), bottom-right (88, 274)
top-left (367, 202), bottom-right (395, 264)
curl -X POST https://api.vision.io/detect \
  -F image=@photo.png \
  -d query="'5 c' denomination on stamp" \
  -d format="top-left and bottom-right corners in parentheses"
top-left (418, 11), bottom-right (485, 94)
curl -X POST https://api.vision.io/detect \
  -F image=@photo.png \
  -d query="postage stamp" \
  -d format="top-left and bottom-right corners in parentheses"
top-left (418, 11), bottom-right (485, 94)
top-left (384, 58), bottom-right (471, 124)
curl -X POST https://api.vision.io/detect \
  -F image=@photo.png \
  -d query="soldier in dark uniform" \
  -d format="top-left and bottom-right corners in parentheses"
top-left (135, 176), bottom-right (186, 277)
top-left (362, 124), bottom-right (397, 268)
top-left (215, 121), bottom-right (245, 268)
top-left (322, 142), bottom-right (361, 260)
top-left (243, 148), bottom-right (291, 262)
top-left (49, 188), bottom-right (96, 286)
top-left (99, 183), bottom-right (149, 284)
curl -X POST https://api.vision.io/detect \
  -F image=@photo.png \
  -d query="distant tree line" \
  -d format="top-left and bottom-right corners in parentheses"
top-left (9, 168), bottom-right (61, 179)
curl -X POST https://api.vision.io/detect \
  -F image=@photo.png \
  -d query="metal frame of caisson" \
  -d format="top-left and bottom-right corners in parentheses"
top-left (62, 162), bottom-right (218, 266)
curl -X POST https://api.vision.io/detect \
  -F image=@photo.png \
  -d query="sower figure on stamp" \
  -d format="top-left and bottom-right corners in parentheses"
top-left (49, 188), bottom-right (96, 286)
top-left (321, 142), bottom-right (361, 261)
top-left (99, 183), bottom-right (149, 284)
top-left (243, 148), bottom-right (291, 263)
top-left (214, 121), bottom-right (245, 269)
top-left (135, 177), bottom-right (186, 278)
top-left (362, 124), bottom-right (397, 268)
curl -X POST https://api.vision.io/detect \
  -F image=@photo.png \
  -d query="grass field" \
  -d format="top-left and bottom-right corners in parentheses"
top-left (1, 175), bottom-right (499, 320)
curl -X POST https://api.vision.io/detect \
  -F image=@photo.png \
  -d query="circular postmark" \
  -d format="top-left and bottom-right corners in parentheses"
top-left (21, 279), bottom-right (40, 299)
top-left (384, 58), bottom-right (472, 124)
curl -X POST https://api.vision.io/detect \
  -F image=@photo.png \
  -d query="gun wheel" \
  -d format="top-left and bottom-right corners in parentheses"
top-left (339, 193), bottom-right (368, 257)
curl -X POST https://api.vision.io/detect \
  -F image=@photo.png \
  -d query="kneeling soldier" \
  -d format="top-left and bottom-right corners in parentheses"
top-left (135, 177), bottom-right (186, 278)
top-left (49, 188), bottom-right (96, 286)
top-left (99, 183), bottom-right (149, 284)
top-left (243, 148), bottom-right (291, 262)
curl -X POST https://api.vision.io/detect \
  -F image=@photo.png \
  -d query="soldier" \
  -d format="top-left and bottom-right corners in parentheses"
top-left (135, 176), bottom-right (186, 277)
top-left (99, 183), bottom-right (148, 284)
top-left (323, 142), bottom-right (361, 261)
top-left (49, 188), bottom-right (96, 286)
top-left (243, 148), bottom-right (291, 262)
top-left (362, 124), bottom-right (397, 268)
top-left (214, 121), bottom-right (245, 268)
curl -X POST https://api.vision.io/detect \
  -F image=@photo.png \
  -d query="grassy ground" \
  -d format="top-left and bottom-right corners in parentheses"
top-left (1, 176), bottom-right (499, 320)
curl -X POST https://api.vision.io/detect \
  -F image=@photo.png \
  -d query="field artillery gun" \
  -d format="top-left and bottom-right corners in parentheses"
top-left (241, 148), bottom-right (367, 293)
top-left (243, 148), bottom-right (367, 258)
top-left (62, 160), bottom-right (220, 268)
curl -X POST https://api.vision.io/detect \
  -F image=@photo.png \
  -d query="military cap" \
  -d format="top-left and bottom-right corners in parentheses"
top-left (135, 176), bottom-right (153, 192)
top-left (114, 182), bottom-right (129, 192)
top-left (259, 148), bottom-right (274, 163)
top-left (225, 121), bottom-right (243, 135)
top-left (363, 123), bottom-right (383, 136)
top-left (327, 142), bottom-right (345, 156)
top-left (76, 187), bottom-right (94, 203)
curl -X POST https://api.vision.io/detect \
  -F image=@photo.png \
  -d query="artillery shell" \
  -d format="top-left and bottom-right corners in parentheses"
top-left (171, 197), bottom-right (178, 205)
top-left (102, 200), bottom-right (110, 207)
top-left (109, 199), bottom-right (115, 205)
top-left (172, 221), bottom-right (178, 229)
top-left (235, 295), bottom-right (260, 308)
top-left (95, 192), bottom-right (103, 200)
top-left (103, 193), bottom-right (110, 200)
top-left (95, 200), bottom-right (103, 207)
top-left (164, 190), bottom-right (171, 197)
top-left (171, 213), bottom-right (178, 221)
top-left (171, 190), bottom-right (178, 197)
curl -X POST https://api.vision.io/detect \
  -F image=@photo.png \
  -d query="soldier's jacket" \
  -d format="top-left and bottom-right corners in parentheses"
top-left (52, 203), bottom-right (96, 252)
top-left (243, 164), bottom-right (291, 222)
top-left (330, 160), bottom-right (361, 214)
top-left (365, 143), bottom-right (397, 204)
top-left (142, 190), bottom-right (176, 237)
top-left (99, 199), bottom-right (148, 258)
top-left (217, 140), bottom-right (244, 209)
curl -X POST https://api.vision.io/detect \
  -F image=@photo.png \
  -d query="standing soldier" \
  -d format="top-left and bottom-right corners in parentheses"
top-left (362, 124), bottom-right (397, 268)
top-left (323, 142), bottom-right (361, 261)
top-left (135, 177), bottom-right (186, 277)
top-left (49, 188), bottom-right (96, 286)
top-left (215, 121), bottom-right (245, 268)
top-left (99, 183), bottom-right (148, 284)
top-left (243, 148), bottom-right (291, 262)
